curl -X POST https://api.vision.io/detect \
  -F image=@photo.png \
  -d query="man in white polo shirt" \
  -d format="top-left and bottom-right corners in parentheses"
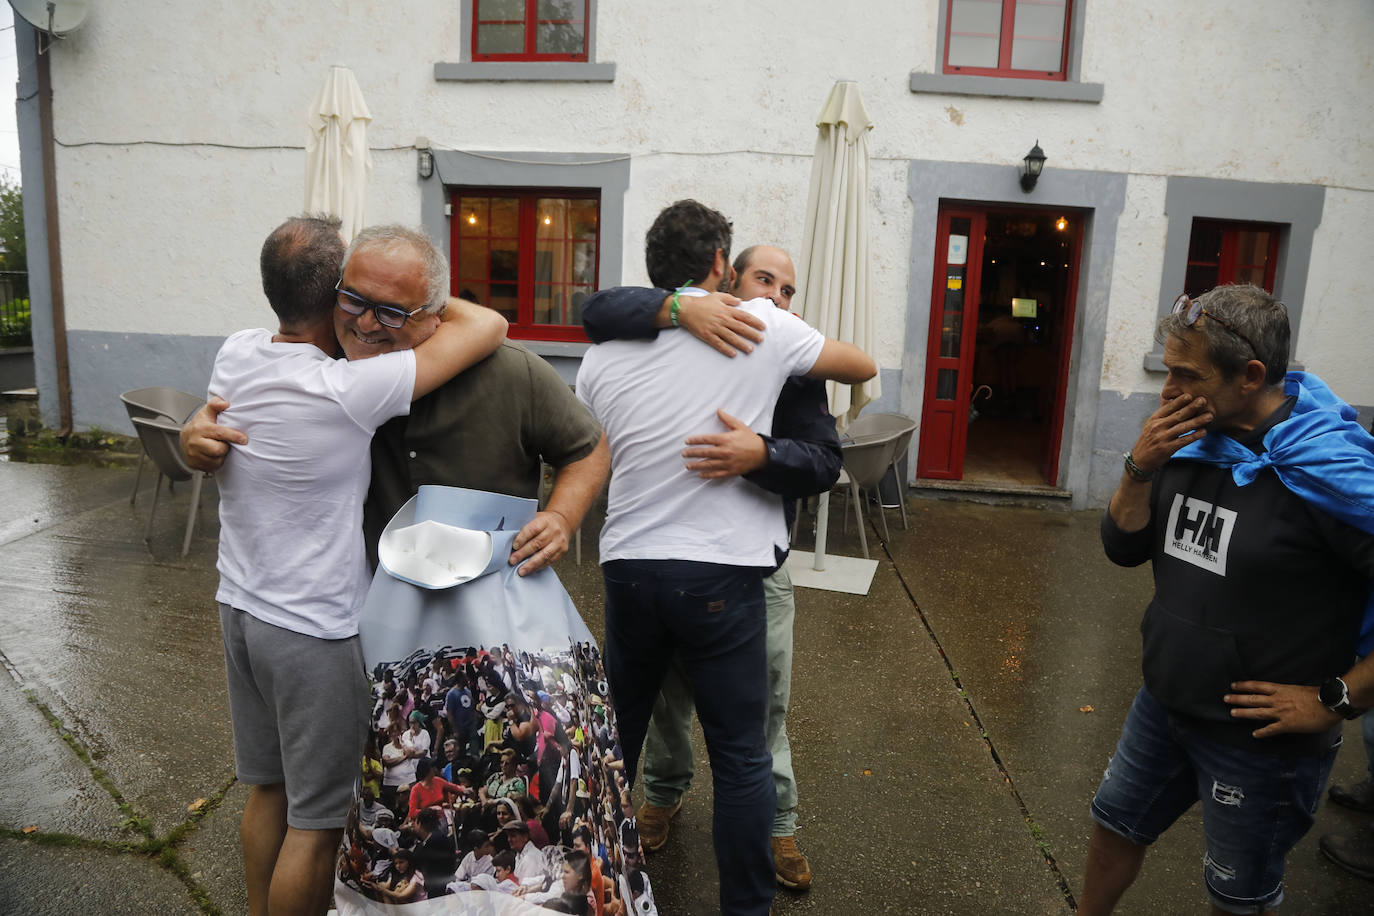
top-left (211, 219), bottom-right (505, 916)
top-left (575, 199), bottom-right (875, 916)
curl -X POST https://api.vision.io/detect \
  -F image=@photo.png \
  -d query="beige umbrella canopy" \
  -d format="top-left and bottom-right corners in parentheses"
top-left (794, 79), bottom-right (879, 430)
top-left (304, 66), bottom-right (372, 243)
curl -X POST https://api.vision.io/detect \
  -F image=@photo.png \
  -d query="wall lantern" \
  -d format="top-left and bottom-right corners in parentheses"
top-left (416, 136), bottom-right (434, 180)
top-left (1020, 141), bottom-right (1046, 192)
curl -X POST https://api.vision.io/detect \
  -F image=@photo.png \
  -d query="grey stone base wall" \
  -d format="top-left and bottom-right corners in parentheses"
top-left (64, 330), bottom-right (225, 433)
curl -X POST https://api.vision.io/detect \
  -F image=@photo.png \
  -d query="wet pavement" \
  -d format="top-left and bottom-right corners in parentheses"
top-left (0, 459), bottom-right (1370, 914)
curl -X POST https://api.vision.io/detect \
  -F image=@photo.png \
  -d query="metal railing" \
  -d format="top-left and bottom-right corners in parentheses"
top-left (0, 270), bottom-right (30, 347)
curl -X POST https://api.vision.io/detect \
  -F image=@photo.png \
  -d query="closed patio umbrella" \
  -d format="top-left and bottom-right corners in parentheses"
top-left (794, 79), bottom-right (879, 428)
top-left (304, 66), bottom-right (372, 243)
top-left (791, 80), bottom-right (880, 589)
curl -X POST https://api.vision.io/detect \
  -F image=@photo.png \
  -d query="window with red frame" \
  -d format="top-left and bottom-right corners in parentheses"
top-left (451, 189), bottom-right (600, 342)
top-left (473, 0), bottom-right (588, 61)
top-left (1183, 219), bottom-right (1281, 298)
top-left (944, 0), bottom-right (1073, 80)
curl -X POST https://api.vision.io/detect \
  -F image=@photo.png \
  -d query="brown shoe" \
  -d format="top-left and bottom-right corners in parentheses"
top-left (635, 799), bottom-right (681, 852)
top-left (1329, 778), bottom-right (1374, 813)
top-left (771, 835), bottom-right (813, 890)
top-left (1320, 831), bottom-right (1374, 881)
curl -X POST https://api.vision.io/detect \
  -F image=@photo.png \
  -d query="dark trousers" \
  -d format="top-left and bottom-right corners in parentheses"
top-left (602, 559), bottom-right (775, 916)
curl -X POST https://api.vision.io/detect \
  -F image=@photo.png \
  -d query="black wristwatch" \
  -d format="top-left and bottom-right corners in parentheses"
top-left (1318, 676), bottom-right (1363, 720)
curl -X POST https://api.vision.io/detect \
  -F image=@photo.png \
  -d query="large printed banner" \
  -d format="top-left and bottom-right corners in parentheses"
top-left (335, 488), bottom-right (657, 916)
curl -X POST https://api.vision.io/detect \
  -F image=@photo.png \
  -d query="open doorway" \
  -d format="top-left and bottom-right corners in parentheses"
top-left (917, 206), bottom-right (1083, 487)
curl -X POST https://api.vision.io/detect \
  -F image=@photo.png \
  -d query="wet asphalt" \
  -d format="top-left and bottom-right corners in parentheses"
top-left (0, 457), bottom-right (1370, 914)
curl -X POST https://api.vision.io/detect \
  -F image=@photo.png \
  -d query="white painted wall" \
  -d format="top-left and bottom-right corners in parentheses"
top-left (35, 0), bottom-right (1374, 426)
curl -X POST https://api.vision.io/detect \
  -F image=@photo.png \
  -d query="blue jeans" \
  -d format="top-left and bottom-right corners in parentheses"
top-left (642, 563), bottom-right (800, 836)
top-left (1092, 687), bottom-right (1338, 914)
top-left (602, 559), bottom-right (775, 916)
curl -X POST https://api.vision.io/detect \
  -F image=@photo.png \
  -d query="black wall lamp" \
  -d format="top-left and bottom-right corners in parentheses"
top-left (416, 136), bottom-right (434, 180)
top-left (1020, 141), bottom-right (1046, 192)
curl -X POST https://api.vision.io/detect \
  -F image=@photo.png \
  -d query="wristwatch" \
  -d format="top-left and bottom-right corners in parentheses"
top-left (1318, 676), bottom-right (1363, 720)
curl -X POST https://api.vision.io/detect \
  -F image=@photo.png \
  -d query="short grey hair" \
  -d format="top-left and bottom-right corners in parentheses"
top-left (340, 224), bottom-right (449, 312)
top-left (1156, 284), bottom-right (1290, 385)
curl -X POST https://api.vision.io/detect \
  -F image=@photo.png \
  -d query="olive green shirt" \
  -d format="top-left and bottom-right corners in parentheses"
top-left (364, 341), bottom-right (602, 559)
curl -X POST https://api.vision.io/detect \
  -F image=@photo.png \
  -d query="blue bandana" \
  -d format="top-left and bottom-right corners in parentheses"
top-left (1173, 371), bottom-right (1374, 653)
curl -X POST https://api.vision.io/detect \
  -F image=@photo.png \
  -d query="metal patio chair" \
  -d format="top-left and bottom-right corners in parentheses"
top-left (120, 387), bottom-right (206, 506)
top-left (836, 430), bottom-right (905, 559)
top-left (844, 412), bottom-right (918, 529)
top-left (130, 415), bottom-right (206, 556)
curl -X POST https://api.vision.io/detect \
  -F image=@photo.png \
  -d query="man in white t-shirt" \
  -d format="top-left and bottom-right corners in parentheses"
top-left (212, 218), bottom-right (506, 916)
top-left (574, 199), bottom-right (875, 916)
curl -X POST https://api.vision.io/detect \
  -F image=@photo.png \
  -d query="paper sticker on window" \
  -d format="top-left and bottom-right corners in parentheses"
top-left (947, 276), bottom-right (963, 290)
top-left (948, 234), bottom-right (969, 265)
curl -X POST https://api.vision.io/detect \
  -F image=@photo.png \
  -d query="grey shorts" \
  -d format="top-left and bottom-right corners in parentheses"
top-left (219, 604), bottom-right (371, 830)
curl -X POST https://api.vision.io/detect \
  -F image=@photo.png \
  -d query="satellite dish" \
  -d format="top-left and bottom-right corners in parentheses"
top-left (7, 0), bottom-right (89, 39)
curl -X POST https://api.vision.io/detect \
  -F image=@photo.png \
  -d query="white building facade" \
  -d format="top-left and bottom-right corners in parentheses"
top-left (16, 0), bottom-right (1373, 507)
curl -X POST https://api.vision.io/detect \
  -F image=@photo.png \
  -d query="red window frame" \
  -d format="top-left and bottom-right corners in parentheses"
top-left (472, 0), bottom-right (589, 62)
top-left (1183, 219), bottom-right (1281, 298)
top-left (450, 187), bottom-right (600, 343)
top-left (943, 0), bottom-right (1073, 81)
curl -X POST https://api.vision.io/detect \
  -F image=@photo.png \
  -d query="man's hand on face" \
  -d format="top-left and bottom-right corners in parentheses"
top-left (681, 409), bottom-right (768, 479)
top-left (509, 509), bottom-right (572, 576)
top-left (180, 396), bottom-right (247, 473)
top-left (1128, 394), bottom-right (1213, 475)
top-left (675, 291), bottom-right (763, 357)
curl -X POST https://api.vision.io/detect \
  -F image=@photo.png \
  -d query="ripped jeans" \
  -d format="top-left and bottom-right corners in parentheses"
top-left (1091, 687), bottom-right (1339, 914)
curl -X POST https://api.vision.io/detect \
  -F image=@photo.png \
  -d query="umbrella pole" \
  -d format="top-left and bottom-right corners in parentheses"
top-left (812, 492), bottom-right (830, 571)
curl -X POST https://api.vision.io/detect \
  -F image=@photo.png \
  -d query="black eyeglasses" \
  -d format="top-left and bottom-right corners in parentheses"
top-left (335, 284), bottom-right (429, 329)
top-left (1172, 294), bottom-right (1259, 359)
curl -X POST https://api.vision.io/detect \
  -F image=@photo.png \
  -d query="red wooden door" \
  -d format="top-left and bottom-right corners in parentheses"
top-left (917, 210), bottom-right (986, 479)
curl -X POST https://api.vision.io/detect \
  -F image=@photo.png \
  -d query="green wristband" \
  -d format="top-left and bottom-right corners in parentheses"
top-left (670, 279), bottom-right (695, 328)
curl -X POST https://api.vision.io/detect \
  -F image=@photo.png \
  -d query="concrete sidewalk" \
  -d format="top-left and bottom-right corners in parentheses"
top-left (0, 458), bottom-right (1368, 914)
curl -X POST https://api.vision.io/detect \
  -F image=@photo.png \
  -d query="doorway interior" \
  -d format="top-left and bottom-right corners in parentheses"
top-left (917, 205), bottom-right (1083, 487)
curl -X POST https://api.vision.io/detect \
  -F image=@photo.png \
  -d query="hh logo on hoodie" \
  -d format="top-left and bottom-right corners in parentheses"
top-left (1164, 494), bottom-right (1237, 575)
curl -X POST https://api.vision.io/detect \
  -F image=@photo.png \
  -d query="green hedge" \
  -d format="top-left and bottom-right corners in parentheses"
top-left (0, 297), bottom-right (31, 347)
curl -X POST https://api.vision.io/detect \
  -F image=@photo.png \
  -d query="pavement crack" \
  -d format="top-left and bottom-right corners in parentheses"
top-left (882, 536), bottom-right (1080, 911)
top-left (23, 688), bottom-right (154, 842)
top-left (21, 689), bottom-right (226, 914)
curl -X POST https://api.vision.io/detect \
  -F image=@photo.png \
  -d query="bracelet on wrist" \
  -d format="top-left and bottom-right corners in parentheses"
top-left (1122, 450), bottom-right (1155, 482)
top-left (670, 279), bottom-right (695, 328)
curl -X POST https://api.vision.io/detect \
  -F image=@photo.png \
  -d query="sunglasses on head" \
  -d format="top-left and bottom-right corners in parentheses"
top-left (335, 283), bottom-right (429, 329)
top-left (1172, 293), bottom-right (1259, 359)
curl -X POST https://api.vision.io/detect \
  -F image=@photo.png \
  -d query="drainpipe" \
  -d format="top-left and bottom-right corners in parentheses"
top-left (35, 34), bottom-right (72, 437)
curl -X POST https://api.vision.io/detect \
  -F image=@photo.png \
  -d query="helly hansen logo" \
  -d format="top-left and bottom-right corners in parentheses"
top-left (1163, 493), bottom-right (1237, 575)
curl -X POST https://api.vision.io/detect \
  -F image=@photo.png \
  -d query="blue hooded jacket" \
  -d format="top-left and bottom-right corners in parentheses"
top-left (1173, 371), bottom-right (1374, 653)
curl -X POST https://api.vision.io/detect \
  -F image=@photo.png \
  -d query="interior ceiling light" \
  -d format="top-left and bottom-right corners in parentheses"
top-left (1056, 216), bottom-right (1068, 231)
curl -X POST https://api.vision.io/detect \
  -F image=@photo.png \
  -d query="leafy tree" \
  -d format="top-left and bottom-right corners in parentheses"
top-left (0, 174), bottom-right (25, 273)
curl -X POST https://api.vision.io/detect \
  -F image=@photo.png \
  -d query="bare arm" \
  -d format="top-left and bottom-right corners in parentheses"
top-left (804, 339), bottom-right (877, 384)
top-left (509, 433), bottom-right (611, 575)
top-left (411, 298), bottom-right (507, 400)
top-left (1107, 395), bottom-right (1212, 532)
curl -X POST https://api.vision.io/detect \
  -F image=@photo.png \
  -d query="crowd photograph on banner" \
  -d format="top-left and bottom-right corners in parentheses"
top-left (337, 641), bottom-right (655, 915)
